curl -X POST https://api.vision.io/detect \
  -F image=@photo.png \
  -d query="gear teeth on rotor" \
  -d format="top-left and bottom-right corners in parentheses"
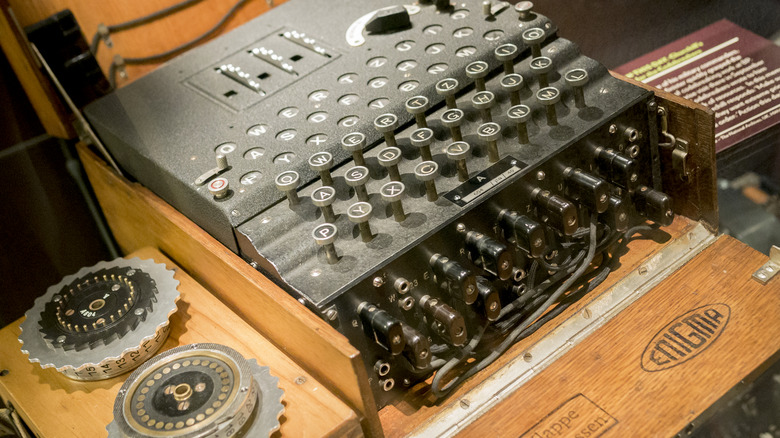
top-left (19, 257), bottom-right (179, 381)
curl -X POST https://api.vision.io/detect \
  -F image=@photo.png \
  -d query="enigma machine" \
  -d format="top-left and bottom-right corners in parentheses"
top-left (84, 0), bottom-right (675, 408)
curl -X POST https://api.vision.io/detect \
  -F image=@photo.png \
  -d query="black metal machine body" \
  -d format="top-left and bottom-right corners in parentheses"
top-left (85, 0), bottom-right (673, 407)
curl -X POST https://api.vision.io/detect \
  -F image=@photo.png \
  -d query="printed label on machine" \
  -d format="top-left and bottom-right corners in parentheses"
top-left (444, 157), bottom-right (527, 207)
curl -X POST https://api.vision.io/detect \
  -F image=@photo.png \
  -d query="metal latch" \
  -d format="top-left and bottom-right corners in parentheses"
top-left (752, 245), bottom-right (780, 285)
top-left (658, 106), bottom-right (691, 181)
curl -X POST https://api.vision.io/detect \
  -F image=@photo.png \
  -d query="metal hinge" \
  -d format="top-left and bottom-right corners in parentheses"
top-left (658, 106), bottom-right (691, 181)
top-left (752, 245), bottom-right (780, 285)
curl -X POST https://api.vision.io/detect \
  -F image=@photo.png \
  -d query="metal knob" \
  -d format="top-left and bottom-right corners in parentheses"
top-left (436, 78), bottom-right (459, 109)
top-left (515, 1), bottom-right (534, 20)
top-left (374, 113), bottom-right (399, 147)
top-left (564, 68), bottom-right (589, 108)
top-left (471, 91), bottom-right (496, 123)
top-left (500, 73), bottom-right (524, 106)
top-left (494, 43), bottom-right (519, 74)
top-left (536, 86), bottom-right (561, 126)
top-left (380, 181), bottom-right (407, 222)
top-left (275, 170), bottom-right (300, 206)
top-left (415, 161), bottom-right (440, 202)
top-left (311, 185), bottom-right (337, 223)
top-left (207, 177), bottom-right (230, 199)
top-left (465, 61), bottom-right (489, 92)
top-left (507, 104), bottom-right (532, 144)
top-left (377, 146), bottom-right (403, 182)
top-left (440, 108), bottom-right (465, 141)
top-left (308, 151), bottom-right (334, 187)
top-left (410, 127), bottom-right (435, 162)
top-left (348, 201), bottom-right (374, 242)
top-left (477, 122), bottom-right (502, 163)
top-left (312, 223), bottom-right (339, 264)
top-left (446, 141), bottom-right (471, 181)
top-left (405, 95), bottom-right (430, 128)
top-left (344, 166), bottom-right (371, 202)
top-left (529, 56), bottom-right (553, 88)
top-left (341, 132), bottom-right (367, 166)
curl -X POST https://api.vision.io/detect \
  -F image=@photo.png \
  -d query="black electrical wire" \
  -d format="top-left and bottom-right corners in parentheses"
top-left (108, 0), bottom-right (251, 87)
top-left (430, 214), bottom-right (600, 398)
top-left (90, 0), bottom-right (206, 55)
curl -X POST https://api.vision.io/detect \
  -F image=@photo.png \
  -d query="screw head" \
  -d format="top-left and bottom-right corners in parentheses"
top-left (373, 277), bottom-right (385, 287)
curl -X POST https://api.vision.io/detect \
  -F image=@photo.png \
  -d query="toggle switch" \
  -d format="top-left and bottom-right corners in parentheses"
top-left (430, 254), bottom-right (478, 304)
top-left (358, 303), bottom-right (405, 354)
top-left (377, 146), bottom-right (403, 182)
top-left (308, 151), bottom-right (335, 187)
top-left (195, 154), bottom-right (230, 186)
top-left (415, 161), bottom-right (440, 202)
top-left (563, 168), bottom-right (610, 213)
top-left (419, 295), bottom-right (467, 346)
top-left (311, 186), bottom-right (337, 223)
top-left (446, 141), bottom-right (471, 181)
top-left (465, 231), bottom-right (513, 280)
top-left (365, 5), bottom-right (411, 34)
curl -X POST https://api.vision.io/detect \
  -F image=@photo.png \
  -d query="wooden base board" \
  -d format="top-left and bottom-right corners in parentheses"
top-left (0, 247), bottom-right (360, 438)
top-left (76, 143), bottom-right (382, 437)
top-left (450, 236), bottom-right (780, 437)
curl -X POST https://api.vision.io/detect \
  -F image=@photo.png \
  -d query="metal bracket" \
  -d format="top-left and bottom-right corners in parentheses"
top-left (658, 106), bottom-right (691, 181)
top-left (752, 245), bottom-right (780, 285)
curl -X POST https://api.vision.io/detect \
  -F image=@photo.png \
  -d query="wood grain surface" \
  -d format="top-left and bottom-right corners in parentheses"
top-left (0, 0), bottom-right (73, 138)
top-left (455, 236), bottom-right (780, 437)
top-left (9, 0), bottom-right (288, 86)
top-left (614, 72), bottom-right (718, 234)
top-left (0, 247), bottom-right (360, 438)
top-left (76, 143), bottom-right (383, 437)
